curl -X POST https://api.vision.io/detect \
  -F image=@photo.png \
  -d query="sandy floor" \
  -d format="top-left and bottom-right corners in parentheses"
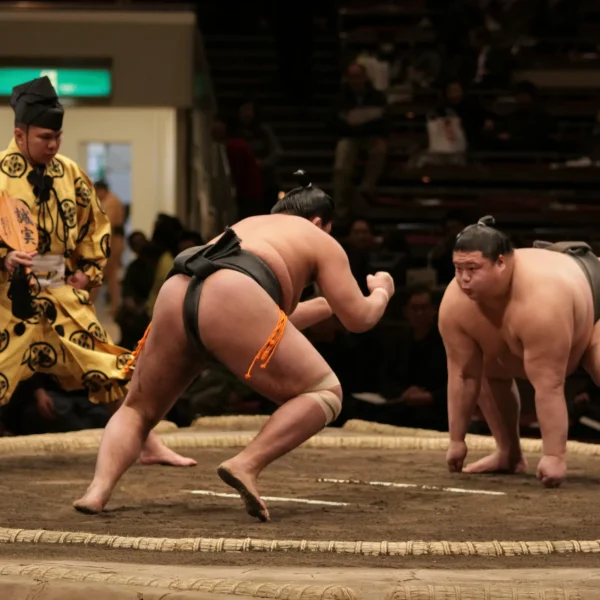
top-left (1, 445), bottom-right (599, 570)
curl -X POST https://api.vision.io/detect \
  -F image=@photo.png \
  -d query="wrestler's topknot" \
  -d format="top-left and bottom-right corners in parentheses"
top-left (293, 169), bottom-right (312, 188)
top-left (454, 214), bottom-right (514, 262)
top-left (271, 170), bottom-right (335, 224)
top-left (477, 215), bottom-right (495, 227)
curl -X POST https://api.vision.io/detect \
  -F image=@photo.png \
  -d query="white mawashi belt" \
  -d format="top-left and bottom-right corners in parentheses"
top-left (32, 253), bottom-right (65, 290)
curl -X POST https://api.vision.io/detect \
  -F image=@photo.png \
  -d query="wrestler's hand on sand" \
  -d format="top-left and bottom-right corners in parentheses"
top-left (4, 250), bottom-right (36, 274)
top-left (366, 271), bottom-right (395, 300)
top-left (537, 455), bottom-right (566, 488)
top-left (446, 440), bottom-right (468, 473)
top-left (67, 270), bottom-right (90, 290)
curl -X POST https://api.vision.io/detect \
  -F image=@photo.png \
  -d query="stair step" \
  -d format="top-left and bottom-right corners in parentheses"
top-left (208, 49), bottom-right (336, 60)
top-left (218, 90), bottom-right (334, 106)
top-left (283, 149), bottom-right (333, 160)
top-left (278, 135), bottom-right (336, 149)
top-left (205, 34), bottom-right (337, 48)
top-left (211, 63), bottom-right (338, 74)
top-left (280, 165), bottom-right (331, 179)
top-left (269, 120), bottom-right (327, 131)
top-left (214, 77), bottom-right (339, 93)
top-left (213, 75), bottom-right (281, 86)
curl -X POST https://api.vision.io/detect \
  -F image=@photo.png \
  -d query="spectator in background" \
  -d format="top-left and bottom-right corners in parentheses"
top-left (121, 231), bottom-right (153, 309)
top-left (430, 210), bottom-right (467, 285)
top-left (0, 373), bottom-right (110, 436)
top-left (460, 26), bottom-right (512, 89)
top-left (331, 63), bottom-right (389, 222)
top-left (377, 285), bottom-right (448, 431)
top-left (440, 80), bottom-right (494, 150)
top-left (417, 109), bottom-right (468, 167)
top-left (117, 231), bottom-right (155, 350)
top-left (305, 315), bottom-right (362, 407)
top-left (495, 80), bottom-right (556, 152)
top-left (344, 218), bottom-right (381, 295)
top-left (146, 214), bottom-right (183, 317)
top-left (406, 41), bottom-right (445, 90)
top-left (233, 100), bottom-right (283, 213)
top-left (177, 230), bottom-right (205, 253)
top-left (128, 230), bottom-right (147, 256)
top-left (92, 180), bottom-right (126, 317)
top-left (335, 217), bottom-right (385, 392)
top-left (211, 114), bottom-right (263, 220)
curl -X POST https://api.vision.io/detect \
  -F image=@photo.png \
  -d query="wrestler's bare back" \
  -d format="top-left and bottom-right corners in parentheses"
top-left (208, 214), bottom-right (338, 314)
top-left (442, 248), bottom-right (595, 379)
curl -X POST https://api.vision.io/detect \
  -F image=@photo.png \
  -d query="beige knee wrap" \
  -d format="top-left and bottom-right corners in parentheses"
top-left (304, 373), bottom-right (342, 425)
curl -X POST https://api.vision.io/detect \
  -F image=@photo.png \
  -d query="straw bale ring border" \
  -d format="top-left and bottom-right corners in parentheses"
top-left (1, 416), bottom-right (600, 566)
top-left (0, 562), bottom-right (598, 600)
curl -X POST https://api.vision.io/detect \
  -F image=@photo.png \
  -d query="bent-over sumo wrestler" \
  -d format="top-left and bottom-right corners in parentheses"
top-left (0, 76), bottom-right (194, 467)
top-left (439, 215), bottom-right (600, 487)
top-left (74, 173), bottom-right (395, 521)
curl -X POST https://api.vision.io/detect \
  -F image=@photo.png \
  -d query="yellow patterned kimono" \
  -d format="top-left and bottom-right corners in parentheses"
top-left (0, 138), bottom-right (133, 405)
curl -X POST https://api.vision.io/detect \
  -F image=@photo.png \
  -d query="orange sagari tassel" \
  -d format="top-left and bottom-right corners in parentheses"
top-left (123, 322), bottom-right (152, 376)
top-left (244, 308), bottom-right (287, 380)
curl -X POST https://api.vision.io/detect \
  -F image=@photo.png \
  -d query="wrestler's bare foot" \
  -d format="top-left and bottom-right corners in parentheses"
top-left (139, 431), bottom-right (197, 467)
top-left (463, 451), bottom-right (527, 474)
top-left (217, 460), bottom-right (270, 522)
top-left (73, 485), bottom-right (110, 515)
top-left (139, 446), bottom-right (197, 467)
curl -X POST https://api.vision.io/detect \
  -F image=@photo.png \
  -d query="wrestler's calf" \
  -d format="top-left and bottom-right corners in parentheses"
top-left (218, 375), bottom-right (343, 522)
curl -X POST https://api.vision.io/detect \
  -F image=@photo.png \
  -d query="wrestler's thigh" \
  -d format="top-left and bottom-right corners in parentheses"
top-left (125, 275), bottom-right (202, 420)
top-left (582, 321), bottom-right (600, 386)
top-left (198, 271), bottom-right (334, 404)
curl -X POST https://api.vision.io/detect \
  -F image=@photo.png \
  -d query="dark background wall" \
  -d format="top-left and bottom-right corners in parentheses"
top-left (0, 8), bottom-right (196, 107)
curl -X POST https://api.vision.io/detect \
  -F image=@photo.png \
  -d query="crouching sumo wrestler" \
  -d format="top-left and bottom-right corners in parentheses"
top-left (439, 216), bottom-right (600, 488)
top-left (74, 173), bottom-right (395, 521)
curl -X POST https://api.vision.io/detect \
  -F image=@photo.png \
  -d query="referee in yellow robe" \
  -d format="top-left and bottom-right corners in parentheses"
top-left (0, 76), bottom-right (196, 469)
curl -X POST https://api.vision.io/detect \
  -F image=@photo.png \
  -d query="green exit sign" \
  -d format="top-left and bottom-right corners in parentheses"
top-left (0, 68), bottom-right (111, 98)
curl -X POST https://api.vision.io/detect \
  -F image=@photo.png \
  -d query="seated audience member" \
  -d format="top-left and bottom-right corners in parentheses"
top-left (146, 214), bottom-right (184, 317)
top-left (430, 210), bottom-right (468, 285)
top-left (494, 80), bottom-right (556, 152)
top-left (117, 231), bottom-right (155, 350)
top-left (344, 218), bottom-right (381, 295)
top-left (439, 80), bottom-right (493, 150)
top-left (459, 27), bottom-right (512, 90)
top-left (344, 218), bottom-right (405, 290)
top-left (331, 63), bottom-right (389, 220)
top-left (121, 231), bottom-right (154, 306)
top-left (173, 361), bottom-right (265, 427)
top-left (212, 114), bottom-right (264, 219)
top-left (371, 286), bottom-right (448, 431)
top-left (0, 374), bottom-right (110, 436)
top-left (304, 314), bottom-right (363, 421)
top-left (232, 100), bottom-right (283, 213)
top-left (177, 230), bottom-right (205, 253)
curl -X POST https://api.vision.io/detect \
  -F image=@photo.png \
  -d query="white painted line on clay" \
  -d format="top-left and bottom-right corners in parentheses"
top-left (318, 478), bottom-right (506, 496)
top-left (189, 490), bottom-right (350, 506)
top-left (580, 416), bottom-right (600, 432)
